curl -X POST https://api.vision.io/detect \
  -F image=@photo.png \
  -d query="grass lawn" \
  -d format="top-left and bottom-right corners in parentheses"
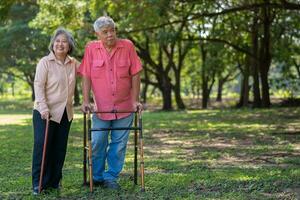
top-left (0, 98), bottom-right (299, 199)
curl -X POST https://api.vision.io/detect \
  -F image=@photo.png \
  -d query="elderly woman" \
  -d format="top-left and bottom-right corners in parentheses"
top-left (32, 28), bottom-right (79, 195)
top-left (79, 16), bottom-right (142, 190)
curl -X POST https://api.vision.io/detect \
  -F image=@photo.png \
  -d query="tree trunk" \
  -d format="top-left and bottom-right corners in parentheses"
top-left (202, 76), bottom-right (209, 109)
top-left (196, 81), bottom-right (201, 103)
top-left (24, 72), bottom-right (35, 101)
top-left (161, 80), bottom-right (172, 110)
top-left (200, 44), bottom-right (210, 109)
top-left (242, 57), bottom-right (250, 107)
top-left (11, 82), bottom-right (15, 96)
top-left (252, 60), bottom-right (261, 107)
top-left (162, 89), bottom-right (172, 110)
top-left (237, 78), bottom-right (245, 108)
top-left (251, 8), bottom-right (261, 108)
top-left (202, 75), bottom-right (215, 109)
top-left (174, 84), bottom-right (185, 109)
top-left (260, 70), bottom-right (271, 107)
top-left (216, 79), bottom-right (224, 102)
top-left (29, 82), bottom-right (35, 101)
top-left (237, 59), bottom-right (250, 107)
top-left (237, 78), bottom-right (245, 107)
top-left (259, 3), bottom-right (272, 108)
top-left (173, 71), bottom-right (185, 109)
top-left (158, 74), bottom-right (173, 110)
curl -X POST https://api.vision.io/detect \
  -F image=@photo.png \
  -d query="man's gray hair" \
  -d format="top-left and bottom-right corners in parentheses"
top-left (93, 16), bottom-right (115, 32)
top-left (49, 27), bottom-right (75, 55)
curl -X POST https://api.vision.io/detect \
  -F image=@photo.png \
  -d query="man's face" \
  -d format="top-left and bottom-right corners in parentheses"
top-left (96, 25), bottom-right (117, 48)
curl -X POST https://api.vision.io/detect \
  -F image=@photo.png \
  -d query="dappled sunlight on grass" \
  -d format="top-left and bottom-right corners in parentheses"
top-left (0, 106), bottom-right (300, 199)
top-left (0, 114), bottom-right (31, 125)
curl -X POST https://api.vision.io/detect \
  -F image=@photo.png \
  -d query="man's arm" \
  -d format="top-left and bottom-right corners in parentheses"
top-left (81, 76), bottom-right (91, 112)
top-left (131, 72), bottom-right (142, 111)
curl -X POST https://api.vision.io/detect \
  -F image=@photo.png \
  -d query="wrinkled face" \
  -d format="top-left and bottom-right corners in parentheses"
top-left (96, 25), bottom-right (117, 48)
top-left (53, 34), bottom-right (69, 56)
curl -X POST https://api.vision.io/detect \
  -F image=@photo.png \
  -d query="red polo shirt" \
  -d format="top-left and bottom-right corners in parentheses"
top-left (79, 39), bottom-right (142, 120)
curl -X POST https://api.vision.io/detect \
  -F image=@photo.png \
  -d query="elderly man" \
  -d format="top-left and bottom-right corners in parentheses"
top-left (79, 16), bottom-right (142, 190)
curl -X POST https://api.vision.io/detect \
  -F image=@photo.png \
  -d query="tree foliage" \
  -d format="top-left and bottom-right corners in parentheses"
top-left (0, 0), bottom-right (300, 109)
top-left (0, 1), bottom-right (49, 100)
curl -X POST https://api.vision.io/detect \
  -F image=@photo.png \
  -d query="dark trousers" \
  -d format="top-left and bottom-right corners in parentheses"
top-left (32, 109), bottom-right (72, 189)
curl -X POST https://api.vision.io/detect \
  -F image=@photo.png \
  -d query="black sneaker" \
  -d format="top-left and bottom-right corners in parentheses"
top-left (50, 184), bottom-right (60, 190)
top-left (103, 180), bottom-right (120, 190)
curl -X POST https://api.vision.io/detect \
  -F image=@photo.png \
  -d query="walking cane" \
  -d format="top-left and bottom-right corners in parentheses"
top-left (83, 111), bottom-right (87, 185)
top-left (38, 116), bottom-right (50, 193)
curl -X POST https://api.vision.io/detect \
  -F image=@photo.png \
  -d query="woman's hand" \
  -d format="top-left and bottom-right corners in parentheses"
top-left (41, 111), bottom-right (50, 120)
top-left (81, 102), bottom-right (91, 113)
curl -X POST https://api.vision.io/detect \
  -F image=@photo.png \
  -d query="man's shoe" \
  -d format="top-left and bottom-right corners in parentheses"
top-left (94, 180), bottom-right (105, 187)
top-left (85, 180), bottom-right (104, 187)
top-left (103, 180), bottom-right (120, 190)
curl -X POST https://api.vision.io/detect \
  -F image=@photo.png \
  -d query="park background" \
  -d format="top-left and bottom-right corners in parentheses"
top-left (0, 0), bottom-right (300, 199)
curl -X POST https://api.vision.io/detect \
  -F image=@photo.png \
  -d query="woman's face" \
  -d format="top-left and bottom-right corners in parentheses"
top-left (96, 25), bottom-right (117, 48)
top-left (53, 34), bottom-right (69, 56)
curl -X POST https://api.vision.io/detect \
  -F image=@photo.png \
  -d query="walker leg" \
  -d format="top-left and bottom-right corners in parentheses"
top-left (139, 114), bottom-right (145, 192)
top-left (134, 112), bottom-right (138, 185)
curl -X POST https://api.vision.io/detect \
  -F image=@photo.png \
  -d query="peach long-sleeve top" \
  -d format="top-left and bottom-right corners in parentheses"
top-left (33, 51), bottom-right (79, 123)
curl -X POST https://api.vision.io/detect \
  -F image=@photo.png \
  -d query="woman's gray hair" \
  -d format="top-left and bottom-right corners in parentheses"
top-left (93, 16), bottom-right (115, 32)
top-left (49, 27), bottom-right (75, 55)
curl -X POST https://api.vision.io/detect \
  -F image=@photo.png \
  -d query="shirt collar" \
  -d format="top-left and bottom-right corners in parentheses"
top-left (47, 51), bottom-right (72, 65)
top-left (97, 39), bottom-right (124, 49)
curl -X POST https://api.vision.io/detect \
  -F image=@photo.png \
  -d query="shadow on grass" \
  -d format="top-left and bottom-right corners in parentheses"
top-left (0, 107), bottom-right (300, 199)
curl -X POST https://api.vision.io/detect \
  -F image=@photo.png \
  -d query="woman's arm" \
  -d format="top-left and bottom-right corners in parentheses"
top-left (34, 59), bottom-right (49, 119)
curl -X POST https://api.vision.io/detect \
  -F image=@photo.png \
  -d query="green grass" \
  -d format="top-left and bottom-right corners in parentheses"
top-left (0, 100), bottom-right (300, 199)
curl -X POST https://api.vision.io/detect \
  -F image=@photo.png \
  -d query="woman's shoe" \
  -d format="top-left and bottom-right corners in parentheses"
top-left (32, 186), bottom-right (39, 195)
